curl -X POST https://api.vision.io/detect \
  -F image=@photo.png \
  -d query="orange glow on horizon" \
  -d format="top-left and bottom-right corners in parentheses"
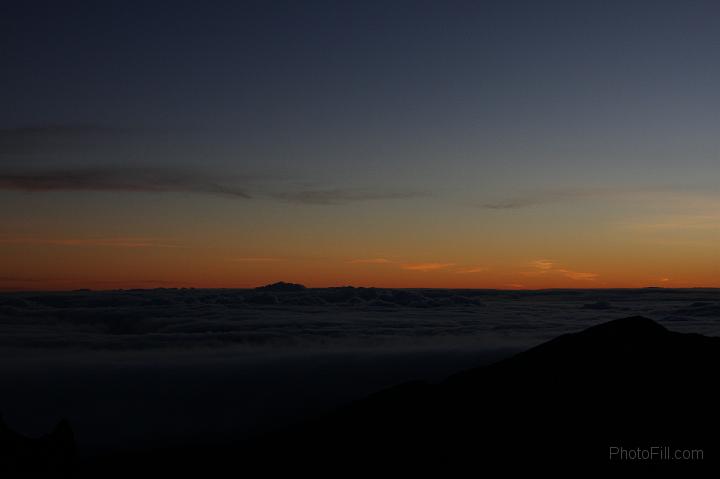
top-left (1, 203), bottom-right (717, 292)
top-left (1, 250), bottom-right (716, 292)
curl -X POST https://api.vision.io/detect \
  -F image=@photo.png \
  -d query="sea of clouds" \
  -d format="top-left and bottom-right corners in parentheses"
top-left (1, 287), bottom-right (718, 452)
top-left (2, 287), bottom-right (719, 353)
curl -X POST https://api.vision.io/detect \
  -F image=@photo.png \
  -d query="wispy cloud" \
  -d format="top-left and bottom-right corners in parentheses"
top-left (482, 190), bottom-right (599, 210)
top-left (480, 185), bottom-right (711, 210)
top-left (558, 270), bottom-right (599, 281)
top-left (0, 236), bottom-right (179, 248)
top-left (0, 166), bottom-right (426, 206)
top-left (628, 215), bottom-right (720, 232)
top-left (455, 266), bottom-right (488, 274)
top-left (230, 257), bottom-right (283, 263)
top-left (0, 125), bottom-right (431, 205)
top-left (271, 188), bottom-right (428, 205)
top-left (348, 258), bottom-right (393, 264)
top-left (523, 259), bottom-right (598, 281)
top-left (0, 167), bottom-right (252, 198)
top-left (401, 262), bottom-right (455, 272)
top-left (350, 258), bottom-right (486, 274)
top-left (0, 126), bottom-right (251, 198)
top-left (530, 259), bottom-right (555, 270)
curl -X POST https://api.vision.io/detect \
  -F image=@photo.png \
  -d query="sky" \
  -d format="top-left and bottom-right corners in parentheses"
top-left (1, 0), bottom-right (718, 290)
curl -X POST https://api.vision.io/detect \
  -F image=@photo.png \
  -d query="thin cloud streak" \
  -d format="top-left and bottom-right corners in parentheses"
top-left (349, 259), bottom-right (487, 274)
top-left (0, 236), bottom-right (179, 248)
top-left (401, 262), bottom-right (455, 272)
top-left (481, 185), bottom-right (715, 210)
top-left (628, 215), bottom-right (720, 231)
top-left (271, 188), bottom-right (428, 205)
top-left (523, 259), bottom-right (598, 281)
top-left (530, 259), bottom-right (555, 271)
top-left (348, 258), bottom-right (393, 264)
top-left (0, 166), bottom-right (427, 206)
top-left (0, 167), bottom-right (252, 199)
top-left (557, 270), bottom-right (599, 281)
top-left (482, 190), bottom-right (601, 210)
top-left (1, 126), bottom-right (426, 205)
top-left (230, 257), bottom-right (283, 263)
top-left (455, 266), bottom-right (488, 274)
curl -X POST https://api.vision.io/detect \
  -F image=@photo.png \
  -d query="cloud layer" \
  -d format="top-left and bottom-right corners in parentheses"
top-left (0, 167), bottom-right (252, 198)
top-left (401, 262), bottom-right (456, 272)
top-left (0, 126), bottom-right (428, 205)
top-left (1, 288), bottom-right (718, 353)
top-left (3, 288), bottom-right (718, 456)
top-left (348, 258), bottom-right (489, 275)
top-left (0, 166), bottom-right (426, 206)
top-left (270, 188), bottom-right (428, 205)
top-left (0, 235), bottom-right (179, 248)
top-left (523, 259), bottom-right (599, 281)
top-left (481, 185), bottom-right (719, 210)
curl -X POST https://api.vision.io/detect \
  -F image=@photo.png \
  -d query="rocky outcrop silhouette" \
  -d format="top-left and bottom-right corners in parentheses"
top-left (0, 415), bottom-right (75, 478)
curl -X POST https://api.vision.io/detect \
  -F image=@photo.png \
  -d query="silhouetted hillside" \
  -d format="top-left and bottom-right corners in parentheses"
top-left (0, 416), bottom-right (74, 478)
top-left (67, 316), bottom-right (719, 476)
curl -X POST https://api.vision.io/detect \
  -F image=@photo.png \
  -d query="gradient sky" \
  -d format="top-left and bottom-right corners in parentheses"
top-left (1, 0), bottom-right (718, 290)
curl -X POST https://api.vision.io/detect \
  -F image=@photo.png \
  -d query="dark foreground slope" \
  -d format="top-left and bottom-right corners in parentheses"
top-left (0, 417), bottom-right (74, 478)
top-left (253, 316), bottom-right (718, 473)
top-left (5, 316), bottom-right (720, 476)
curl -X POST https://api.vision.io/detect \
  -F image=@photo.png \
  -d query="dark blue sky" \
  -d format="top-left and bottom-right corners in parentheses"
top-left (5, 1), bottom-right (719, 128)
top-left (1, 1), bottom-right (719, 289)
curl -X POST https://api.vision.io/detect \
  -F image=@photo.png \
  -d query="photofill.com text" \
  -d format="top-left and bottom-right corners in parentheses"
top-left (609, 445), bottom-right (703, 461)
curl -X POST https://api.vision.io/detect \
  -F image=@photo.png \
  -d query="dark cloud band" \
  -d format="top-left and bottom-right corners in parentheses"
top-left (0, 167), bottom-right (252, 198)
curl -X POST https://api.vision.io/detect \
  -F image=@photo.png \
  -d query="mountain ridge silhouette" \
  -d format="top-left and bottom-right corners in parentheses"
top-left (4, 316), bottom-right (718, 476)
top-left (248, 315), bottom-right (719, 473)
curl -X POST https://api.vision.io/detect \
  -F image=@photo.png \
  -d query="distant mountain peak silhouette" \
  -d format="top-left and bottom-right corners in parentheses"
top-left (470, 316), bottom-right (698, 379)
top-left (522, 315), bottom-right (668, 352)
top-left (571, 315), bottom-right (668, 338)
top-left (254, 281), bottom-right (307, 292)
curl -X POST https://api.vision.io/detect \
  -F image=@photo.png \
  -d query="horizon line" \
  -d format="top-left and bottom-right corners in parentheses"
top-left (1, 285), bottom-right (719, 293)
